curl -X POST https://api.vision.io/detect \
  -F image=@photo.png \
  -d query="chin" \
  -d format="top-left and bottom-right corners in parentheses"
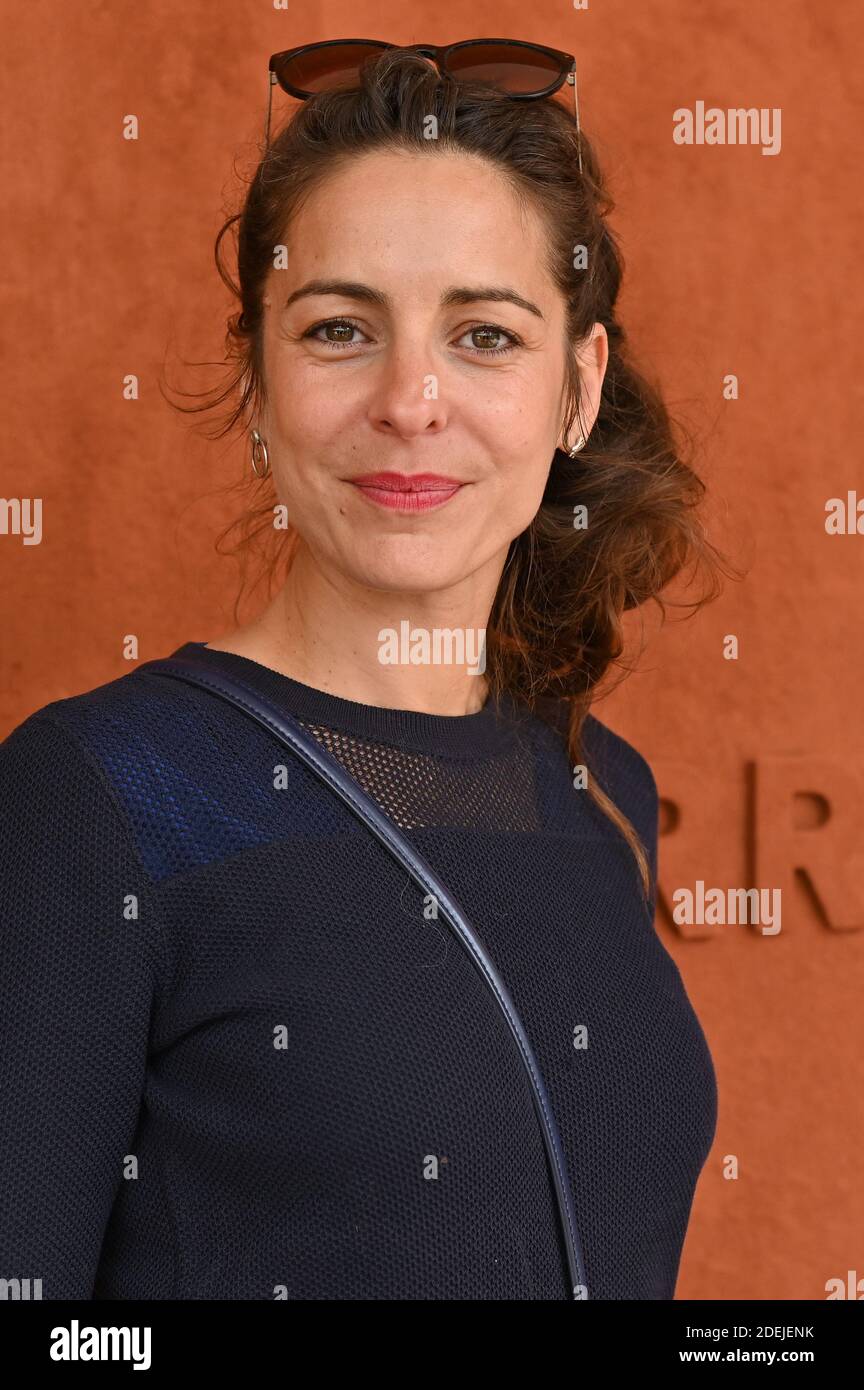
top-left (342, 550), bottom-right (462, 594)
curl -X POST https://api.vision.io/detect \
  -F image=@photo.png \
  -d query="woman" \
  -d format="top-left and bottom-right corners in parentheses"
top-left (0, 42), bottom-right (725, 1300)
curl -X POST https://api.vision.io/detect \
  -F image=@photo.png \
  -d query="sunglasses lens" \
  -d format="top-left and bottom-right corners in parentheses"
top-left (445, 42), bottom-right (564, 93)
top-left (275, 42), bottom-right (389, 94)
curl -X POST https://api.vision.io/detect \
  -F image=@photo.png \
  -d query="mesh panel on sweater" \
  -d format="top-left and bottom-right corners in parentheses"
top-left (0, 639), bottom-right (717, 1300)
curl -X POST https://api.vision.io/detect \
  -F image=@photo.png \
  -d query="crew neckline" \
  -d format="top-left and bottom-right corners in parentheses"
top-left (164, 640), bottom-right (526, 758)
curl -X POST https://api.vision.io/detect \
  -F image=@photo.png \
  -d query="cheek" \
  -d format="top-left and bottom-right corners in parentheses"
top-left (477, 437), bottom-right (554, 545)
top-left (486, 373), bottom-right (560, 507)
top-left (471, 371), bottom-right (560, 447)
top-left (505, 456), bottom-right (555, 528)
top-left (268, 374), bottom-right (345, 447)
top-left (478, 405), bottom-right (557, 494)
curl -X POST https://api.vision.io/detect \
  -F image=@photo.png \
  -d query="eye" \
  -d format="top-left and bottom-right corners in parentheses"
top-left (455, 324), bottom-right (521, 357)
top-left (302, 317), bottom-right (369, 351)
top-left (300, 316), bottom-right (522, 357)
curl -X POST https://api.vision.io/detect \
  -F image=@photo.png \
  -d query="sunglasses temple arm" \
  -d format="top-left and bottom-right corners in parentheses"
top-left (569, 65), bottom-right (583, 178)
top-left (264, 73), bottom-right (274, 150)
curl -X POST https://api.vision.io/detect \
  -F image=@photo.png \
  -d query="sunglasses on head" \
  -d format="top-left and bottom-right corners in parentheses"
top-left (266, 38), bottom-right (583, 174)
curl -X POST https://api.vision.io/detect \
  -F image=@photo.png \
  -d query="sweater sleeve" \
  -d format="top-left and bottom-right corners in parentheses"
top-left (0, 710), bottom-right (166, 1299)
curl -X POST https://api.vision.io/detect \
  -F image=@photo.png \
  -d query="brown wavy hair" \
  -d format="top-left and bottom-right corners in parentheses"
top-left (163, 49), bottom-right (735, 905)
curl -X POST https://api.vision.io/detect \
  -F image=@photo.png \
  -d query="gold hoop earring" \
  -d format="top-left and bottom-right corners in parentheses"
top-left (250, 428), bottom-right (270, 478)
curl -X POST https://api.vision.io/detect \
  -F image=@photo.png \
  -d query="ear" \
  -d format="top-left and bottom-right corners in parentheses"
top-left (574, 323), bottom-right (609, 433)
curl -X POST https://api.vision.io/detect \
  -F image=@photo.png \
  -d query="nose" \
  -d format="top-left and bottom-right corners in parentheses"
top-left (366, 344), bottom-right (449, 441)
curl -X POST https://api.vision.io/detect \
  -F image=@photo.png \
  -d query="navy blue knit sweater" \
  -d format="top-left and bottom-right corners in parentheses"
top-left (0, 639), bottom-right (717, 1300)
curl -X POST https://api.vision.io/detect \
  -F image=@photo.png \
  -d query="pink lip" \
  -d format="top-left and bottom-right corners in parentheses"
top-left (347, 471), bottom-right (466, 513)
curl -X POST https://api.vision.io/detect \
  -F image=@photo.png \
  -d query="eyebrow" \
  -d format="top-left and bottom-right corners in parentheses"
top-left (282, 279), bottom-right (545, 320)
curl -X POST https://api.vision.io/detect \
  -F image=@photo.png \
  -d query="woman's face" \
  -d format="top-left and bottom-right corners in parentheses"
top-left (259, 147), bottom-right (607, 594)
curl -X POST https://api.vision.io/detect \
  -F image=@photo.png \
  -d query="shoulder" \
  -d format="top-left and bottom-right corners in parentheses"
top-left (531, 696), bottom-right (658, 852)
top-left (2, 661), bottom-right (200, 791)
top-left (582, 711), bottom-right (658, 807)
top-left (580, 712), bottom-right (659, 880)
top-left (0, 662), bottom-right (231, 882)
top-left (0, 661), bottom-right (181, 820)
top-left (531, 695), bottom-right (657, 807)
top-left (0, 666), bottom-right (146, 793)
top-left (1, 658), bottom-right (325, 884)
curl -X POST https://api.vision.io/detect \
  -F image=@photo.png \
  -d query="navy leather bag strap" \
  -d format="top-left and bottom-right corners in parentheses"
top-left (137, 655), bottom-right (588, 1300)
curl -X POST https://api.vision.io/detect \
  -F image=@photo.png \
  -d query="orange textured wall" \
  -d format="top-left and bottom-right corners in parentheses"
top-left (1, 0), bottom-right (861, 1301)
